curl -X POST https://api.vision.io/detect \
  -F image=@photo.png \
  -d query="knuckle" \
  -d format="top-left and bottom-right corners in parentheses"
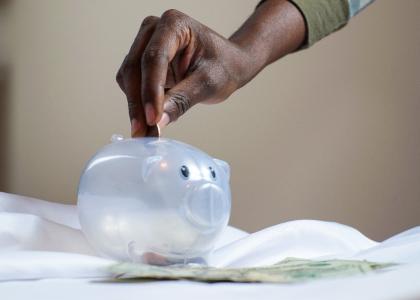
top-left (161, 9), bottom-right (185, 27)
top-left (200, 71), bottom-right (219, 94)
top-left (161, 9), bottom-right (182, 20)
top-left (127, 101), bottom-right (140, 110)
top-left (116, 69), bottom-right (123, 85)
top-left (121, 57), bottom-right (137, 73)
top-left (166, 93), bottom-right (191, 120)
top-left (127, 102), bottom-right (140, 119)
top-left (141, 15), bottom-right (159, 27)
top-left (142, 48), bottom-right (168, 64)
top-left (124, 58), bottom-right (135, 68)
top-left (116, 58), bottom-right (130, 89)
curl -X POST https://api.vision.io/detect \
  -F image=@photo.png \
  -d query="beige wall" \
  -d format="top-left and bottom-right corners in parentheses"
top-left (0, 0), bottom-right (11, 191)
top-left (2, 0), bottom-right (419, 241)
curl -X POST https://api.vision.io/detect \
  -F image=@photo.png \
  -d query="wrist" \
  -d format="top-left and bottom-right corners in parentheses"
top-left (228, 23), bottom-right (272, 81)
top-left (228, 42), bottom-right (266, 89)
top-left (229, 0), bottom-right (306, 82)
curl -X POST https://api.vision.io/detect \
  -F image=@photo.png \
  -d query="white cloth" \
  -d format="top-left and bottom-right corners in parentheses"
top-left (1, 192), bottom-right (420, 300)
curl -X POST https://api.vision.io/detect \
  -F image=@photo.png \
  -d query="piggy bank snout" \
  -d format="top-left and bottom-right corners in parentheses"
top-left (184, 182), bottom-right (228, 229)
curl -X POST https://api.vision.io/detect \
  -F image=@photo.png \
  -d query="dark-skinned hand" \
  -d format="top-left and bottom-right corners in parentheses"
top-left (116, 1), bottom-right (306, 137)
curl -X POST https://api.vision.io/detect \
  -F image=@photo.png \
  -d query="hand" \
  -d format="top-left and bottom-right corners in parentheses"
top-left (116, 9), bottom-right (254, 137)
top-left (116, 2), bottom-right (305, 137)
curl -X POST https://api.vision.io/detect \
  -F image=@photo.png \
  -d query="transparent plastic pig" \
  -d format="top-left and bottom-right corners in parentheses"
top-left (77, 136), bottom-right (231, 265)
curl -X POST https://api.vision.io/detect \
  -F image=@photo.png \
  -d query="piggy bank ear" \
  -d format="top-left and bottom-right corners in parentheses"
top-left (142, 155), bottom-right (163, 181)
top-left (213, 158), bottom-right (230, 181)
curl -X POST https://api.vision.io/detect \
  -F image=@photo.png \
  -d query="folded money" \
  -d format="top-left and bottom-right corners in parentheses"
top-left (109, 258), bottom-right (394, 283)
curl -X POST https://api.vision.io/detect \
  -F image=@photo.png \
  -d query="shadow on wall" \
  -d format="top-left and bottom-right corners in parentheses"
top-left (0, 0), bottom-right (11, 191)
top-left (0, 65), bottom-right (10, 190)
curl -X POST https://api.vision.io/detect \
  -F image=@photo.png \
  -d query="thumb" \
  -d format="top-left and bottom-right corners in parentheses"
top-left (158, 72), bottom-right (206, 128)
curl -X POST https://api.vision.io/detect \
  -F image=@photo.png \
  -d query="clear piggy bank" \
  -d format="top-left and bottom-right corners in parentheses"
top-left (77, 136), bottom-right (231, 265)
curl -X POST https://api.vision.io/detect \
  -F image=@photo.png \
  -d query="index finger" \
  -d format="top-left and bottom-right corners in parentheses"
top-left (117, 16), bottom-right (159, 137)
top-left (141, 10), bottom-right (192, 126)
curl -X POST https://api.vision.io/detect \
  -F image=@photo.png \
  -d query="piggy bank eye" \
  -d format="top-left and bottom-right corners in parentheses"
top-left (180, 165), bottom-right (190, 179)
top-left (209, 166), bottom-right (216, 180)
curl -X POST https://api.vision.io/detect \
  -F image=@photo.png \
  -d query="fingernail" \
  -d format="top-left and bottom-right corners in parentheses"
top-left (158, 112), bottom-right (170, 129)
top-left (145, 103), bottom-right (155, 125)
top-left (131, 118), bottom-right (141, 137)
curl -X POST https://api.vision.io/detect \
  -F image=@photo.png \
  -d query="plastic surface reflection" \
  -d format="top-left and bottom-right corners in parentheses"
top-left (77, 137), bottom-right (231, 265)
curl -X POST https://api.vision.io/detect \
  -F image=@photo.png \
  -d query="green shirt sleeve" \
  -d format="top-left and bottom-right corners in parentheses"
top-left (256, 0), bottom-right (351, 48)
top-left (289, 0), bottom-right (350, 47)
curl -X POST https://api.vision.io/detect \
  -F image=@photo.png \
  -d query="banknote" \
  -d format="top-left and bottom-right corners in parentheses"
top-left (109, 258), bottom-right (395, 283)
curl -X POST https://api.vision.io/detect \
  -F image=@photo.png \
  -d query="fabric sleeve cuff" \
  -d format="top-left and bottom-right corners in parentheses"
top-left (257, 0), bottom-right (350, 48)
top-left (288, 0), bottom-right (350, 47)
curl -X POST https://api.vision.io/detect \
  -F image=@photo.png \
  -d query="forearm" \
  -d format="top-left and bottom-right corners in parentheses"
top-left (229, 0), bottom-right (375, 86)
top-left (229, 0), bottom-right (306, 83)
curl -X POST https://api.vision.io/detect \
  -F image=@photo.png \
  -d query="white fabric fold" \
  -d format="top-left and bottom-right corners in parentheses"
top-left (0, 212), bottom-right (94, 255)
top-left (0, 191), bottom-right (419, 283)
top-left (0, 251), bottom-right (113, 281)
top-left (0, 192), bottom-right (79, 229)
top-left (209, 220), bottom-right (377, 267)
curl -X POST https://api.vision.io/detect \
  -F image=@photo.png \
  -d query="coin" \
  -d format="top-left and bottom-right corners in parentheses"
top-left (146, 124), bottom-right (161, 137)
